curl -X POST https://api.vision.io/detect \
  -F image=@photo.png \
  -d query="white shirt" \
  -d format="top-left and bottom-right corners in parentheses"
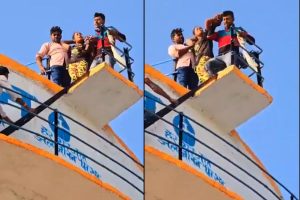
top-left (168, 43), bottom-right (195, 69)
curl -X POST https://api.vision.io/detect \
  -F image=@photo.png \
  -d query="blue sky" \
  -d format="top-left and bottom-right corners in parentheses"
top-left (0, 0), bottom-right (143, 163)
top-left (146, 0), bottom-right (299, 199)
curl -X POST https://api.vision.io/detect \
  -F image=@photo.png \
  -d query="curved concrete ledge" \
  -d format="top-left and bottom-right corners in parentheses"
top-left (145, 146), bottom-right (243, 200)
top-left (0, 134), bottom-right (130, 200)
top-left (62, 62), bottom-right (142, 127)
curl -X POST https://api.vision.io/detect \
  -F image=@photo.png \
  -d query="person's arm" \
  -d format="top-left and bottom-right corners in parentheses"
top-left (1, 115), bottom-right (14, 124)
top-left (62, 40), bottom-right (75, 45)
top-left (169, 42), bottom-right (195, 59)
top-left (0, 106), bottom-right (14, 124)
top-left (109, 28), bottom-right (126, 42)
top-left (15, 98), bottom-right (35, 114)
top-left (205, 14), bottom-right (222, 30)
top-left (36, 43), bottom-right (48, 75)
top-left (205, 14), bottom-right (222, 40)
top-left (238, 31), bottom-right (255, 44)
top-left (36, 55), bottom-right (46, 75)
top-left (178, 44), bottom-right (194, 58)
top-left (145, 77), bottom-right (177, 104)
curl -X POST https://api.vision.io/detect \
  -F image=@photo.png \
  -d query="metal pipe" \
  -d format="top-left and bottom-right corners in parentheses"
top-left (178, 112), bottom-right (183, 160)
top-left (54, 109), bottom-right (59, 155)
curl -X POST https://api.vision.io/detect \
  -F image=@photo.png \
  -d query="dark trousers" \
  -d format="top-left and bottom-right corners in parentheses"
top-left (177, 67), bottom-right (199, 90)
top-left (51, 65), bottom-right (71, 88)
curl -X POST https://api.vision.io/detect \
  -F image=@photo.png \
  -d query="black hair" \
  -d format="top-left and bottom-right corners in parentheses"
top-left (72, 32), bottom-right (82, 40)
top-left (192, 26), bottom-right (202, 35)
top-left (50, 26), bottom-right (62, 35)
top-left (0, 66), bottom-right (9, 75)
top-left (94, 12), bottom-right (105, 20)
top-left (170, 28), bottom-right (183, 39)
top-left (223, 10), bottom-right (234, 19)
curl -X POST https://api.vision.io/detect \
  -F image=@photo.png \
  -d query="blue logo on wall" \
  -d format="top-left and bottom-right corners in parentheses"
top-left (48, 112), bottom-right (70, 142)
top-left (144, 90), bottom-right (162, 113)
top-left (173, 114), bottom-right (196, 146)
top-left (36, 111), bottom-right (101, 179)
top-left (145, 90), bottom-right (225, 185)
top-left (0, 85), bottom-right (101, 179)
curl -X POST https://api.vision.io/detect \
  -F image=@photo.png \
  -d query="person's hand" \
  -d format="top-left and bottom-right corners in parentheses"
top-left (85, 38), bottom-right (90, 46)
top-left (86, 36), bottom-right (97, 44)
top-left (169, 98), bottom-right (178, 105)
top-left (238, 31), bottom-right (248, 38)
top-left (186, 39), bottom-right (195, 47)
top-left (213, 13), bottom-right (223, 26)
top-left (28, 108), bottom-right (35, 114)
top-left (40, 67), bottom-right (46, 75)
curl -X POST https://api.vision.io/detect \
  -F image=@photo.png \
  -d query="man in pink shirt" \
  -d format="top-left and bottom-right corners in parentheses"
top-left (36, 26), bottom-right (71, 87)
top-left (168, 28), bottom-right (198, 90)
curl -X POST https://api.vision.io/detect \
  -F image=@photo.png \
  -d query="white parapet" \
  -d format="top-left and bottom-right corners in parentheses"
top-left (0, 54), bottom-right (143, 200)
top-left (144, 64), bottom-right (281, 200)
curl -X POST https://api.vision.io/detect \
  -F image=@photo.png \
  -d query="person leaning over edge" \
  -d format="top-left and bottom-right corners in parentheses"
top-left (0, 66), bottom-right (35, 124)
top-left (168, 28), bottom-right (199, 90)
top-left (145, 77), bottom-right (177, 104)
top-left (205, 10), bottom-right (255, 77)
top-left (36, 26), bottom-right (71, 88)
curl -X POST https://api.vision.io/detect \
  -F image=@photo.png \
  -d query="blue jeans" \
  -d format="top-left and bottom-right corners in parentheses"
top-left (90, 54), bottom-right (116, 69)
top-left (177, 67), bottom-right (199, 90)
top-left (51, 65), bottom-right (71, 88)
top-left (205, 51), bottom-right (240, 76)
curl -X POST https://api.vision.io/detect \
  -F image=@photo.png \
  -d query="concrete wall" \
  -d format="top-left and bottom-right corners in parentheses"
top-left (145, 66), bottom-right (281, 200)
top-left (0, 55), bottom-right (143, 200)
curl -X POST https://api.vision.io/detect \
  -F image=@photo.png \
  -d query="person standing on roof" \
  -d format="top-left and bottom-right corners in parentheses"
top-left (168, 28), bottom-right (198, 90)
top-left (0, 66), bottom-right (34, 124)
top-left (36, 26), bottom-right (71, 88)
top-left (89, 12), bottom-right (126, 69)
top-left (205, 10), bottom-right (255, 77)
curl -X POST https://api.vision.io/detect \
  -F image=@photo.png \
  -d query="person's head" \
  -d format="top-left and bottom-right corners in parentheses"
top-left (94, 12), bottom-right (105, 28)
top-left (193, 26), bottom-right (204, 37)
top-left (170, 28), bottom-right (184, 44)
top-left (222, 10), bottom-right (234, 29)
top-left (72, 32), bottom-right (84, 43)
top-left (0, 66), bottom-right (9, 79)
top-left (50, 26), bottom-right (62, 43)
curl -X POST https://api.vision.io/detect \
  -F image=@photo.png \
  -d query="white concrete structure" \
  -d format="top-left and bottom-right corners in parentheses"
top-left (145, 64), bottom-right (281, 200)
top-left (0, 54), bottom-right (143, 200)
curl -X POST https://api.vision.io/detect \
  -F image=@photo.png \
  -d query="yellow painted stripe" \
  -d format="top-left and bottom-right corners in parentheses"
top-left (230, 66), bottom-right (273, 103)
top-left (106, 64), bottom-right (143, 96)
top-left (145, 145), bottom-right (244, 200)
top-left (145, 64), bottom-right (189, 96)
top-left (229, 130), bottom-right (282, 197)
top-left (0, 54), bottom-right (62, 93)
top-left (102, 124), bottom-right (143, 172)
top-left (0, 134), bottom-right (131, 200)
top-left (69, 63), bottom-right (142, 96)
top-left (195, 65), bottom-right (273, 102)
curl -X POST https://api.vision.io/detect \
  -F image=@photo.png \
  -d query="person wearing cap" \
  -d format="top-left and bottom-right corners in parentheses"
top-left (205, 10), bottom-right (255, 76)
top-left (36, 26), bottom-right (71, 88)
top-left (0, 66), bottom-right (35, 124)
top-left (89, 12), bottom-right (126, 69)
